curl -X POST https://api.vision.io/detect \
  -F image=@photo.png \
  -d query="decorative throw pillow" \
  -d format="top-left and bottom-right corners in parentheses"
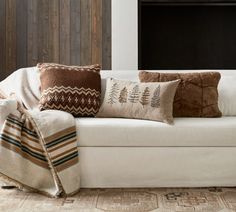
top-left (96, 78), bottom-right (180, 124)
top-left (139, 71), bottom-right (222, 117)
top-left (38, 63), bottom-right (101, 117)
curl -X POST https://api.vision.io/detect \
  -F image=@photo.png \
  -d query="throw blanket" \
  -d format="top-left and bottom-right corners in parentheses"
top-left (0, 68), bottom-right (80, 197)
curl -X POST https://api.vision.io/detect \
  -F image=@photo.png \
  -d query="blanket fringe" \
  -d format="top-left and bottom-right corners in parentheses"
top-left (0, 172), bottom-right (64, 198)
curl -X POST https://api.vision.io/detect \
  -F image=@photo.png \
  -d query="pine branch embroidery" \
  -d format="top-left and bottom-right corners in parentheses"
top-left (151, 85), bottom-right (161, 108)
top-left (119, 87), bottom-right (128, 104)
top-left (140, 87), bottom-right (150, 107)
top-left (129, 85), bottom-right (139, 103)
top-left (108, 83), bottom-right (119, 105)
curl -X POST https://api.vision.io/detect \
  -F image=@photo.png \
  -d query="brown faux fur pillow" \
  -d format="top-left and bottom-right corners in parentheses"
top-left (38, 63), bottom-right (101, 117)
top-left (139, 71), bottom-right (222, 117)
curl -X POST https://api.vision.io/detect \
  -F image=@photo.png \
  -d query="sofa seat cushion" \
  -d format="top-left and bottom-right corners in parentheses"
top-left (76, 117), bottom-right (236, 147)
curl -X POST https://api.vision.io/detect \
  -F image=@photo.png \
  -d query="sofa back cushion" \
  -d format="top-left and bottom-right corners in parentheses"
top-left (96, 78), bottom-right (180, 124)
top-left (139, 71), bottom-right (222, 118)
top-left (218, 76), bottom-right (236, 116)
top-left (39, 63), bottom-right (101, 117)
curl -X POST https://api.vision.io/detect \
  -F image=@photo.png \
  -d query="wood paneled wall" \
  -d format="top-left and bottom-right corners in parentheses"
top-left (0, 0), bottom-right (111, 80)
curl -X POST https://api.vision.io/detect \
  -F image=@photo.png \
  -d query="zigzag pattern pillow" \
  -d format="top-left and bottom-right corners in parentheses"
top-left (38, 63), bottom-right (101, 117)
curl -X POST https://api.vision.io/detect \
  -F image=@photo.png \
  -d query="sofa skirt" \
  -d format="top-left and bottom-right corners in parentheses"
top-left (79, 147), bottom-right (236, 188)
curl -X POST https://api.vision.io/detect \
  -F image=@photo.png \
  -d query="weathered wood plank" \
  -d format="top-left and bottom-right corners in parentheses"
top-left (80, 0), bottom-right (92, 65)
top-left (70, 0), bottom-right (81, 65)
top-left (16, 0), bottom-right (28, 69)
top-left (49, 0), bottom-right (60, 63)
top-left (60, 0), bottom-right (70, 65)
top-left (1, 0), bottom-right (112, 76)
top-left (92, 0), bottom-right (103, 66)
top-left (6, 0), bottom-right (16, 75)
top-left (28, 0), bottom-right (38, 66)
top-left (102, 0), bottom-right (112, 70)
top-left (0, 0), bottom-right (6, 80)
top-left (37, 0), bottom-right (49, 62)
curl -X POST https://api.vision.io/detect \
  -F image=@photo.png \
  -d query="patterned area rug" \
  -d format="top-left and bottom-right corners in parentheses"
top-left (0, 185), bottom-right (236, 211)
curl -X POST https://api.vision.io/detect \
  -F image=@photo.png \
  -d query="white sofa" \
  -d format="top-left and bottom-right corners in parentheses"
top-left (1, 68), bottom-right (236, 188)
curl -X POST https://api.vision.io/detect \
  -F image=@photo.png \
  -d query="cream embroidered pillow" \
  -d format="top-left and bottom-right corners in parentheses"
top-left (96, 78), bottom-right (180, 124)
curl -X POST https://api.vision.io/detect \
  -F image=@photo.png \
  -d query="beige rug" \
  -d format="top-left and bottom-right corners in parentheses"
top-left (0, 185), bottom-right (236, 212)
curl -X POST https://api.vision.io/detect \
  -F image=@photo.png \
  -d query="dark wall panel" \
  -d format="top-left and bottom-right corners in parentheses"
top-left (5, 0), bottom-right (16, 76)
top-left (0, 0), bottom-right (111, 80)
top-left (28, 0), bottom-right (38, 67)
top-left (102, 0), bottom-right (112, 70)
top-left (70, 0), bottom-right (81, 65)
top-left (16, 0), bottom-right (28, 69)
top-left (0, 0), bottom-right (6, 78)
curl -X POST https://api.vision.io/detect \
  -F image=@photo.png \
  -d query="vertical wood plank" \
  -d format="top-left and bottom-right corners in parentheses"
top-left (49, 0), bottom-right (60, 63)
top-left (6, 0), bottom-right (16, 75)
top-left (38, 0), bottom-right (49, 62)
top-left (102, 0), bottom-right (112, 70)
top-left (70, 0), bottom-right (81, 65)
top-left (0, 0), bottom-right (112, 77)
top-left (0, 0), bottom-right (6, 80)
top-left (80, 0), bottom-right (92, 65)
top-left (92, 0), bottom-right (102, 66)
top-left (28, 0), bottom-right (38, 66)
top-left (60, 0), bottom-right (70, 65)
top-left (16, 0), bottom-right (28, 69)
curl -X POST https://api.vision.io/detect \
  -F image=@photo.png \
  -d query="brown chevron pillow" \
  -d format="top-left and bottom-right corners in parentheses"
top-left (139, 71), bottom-right (222, 117)
top-left (38, 63), bottom-right (101, 117)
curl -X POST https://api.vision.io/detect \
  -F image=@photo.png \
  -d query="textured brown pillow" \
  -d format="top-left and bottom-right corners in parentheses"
top-left (139, 71), bottom-right (222, 117)
top-left (96, 78), bottom-right (180, 124)
top-left (38, 63), bottom-right (101, 117)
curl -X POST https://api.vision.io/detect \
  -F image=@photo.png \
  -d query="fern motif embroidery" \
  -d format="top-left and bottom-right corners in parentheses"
top-left (119, 87), bottom-right (128, 104)
top-left (151, 85), bottom-right (161, 108)
top-left (140, 87), bottom-right (150, 107)
top-left (129, 85), bottom-right (139, 103)
top-left (108, 83), bottom-right (119, 105)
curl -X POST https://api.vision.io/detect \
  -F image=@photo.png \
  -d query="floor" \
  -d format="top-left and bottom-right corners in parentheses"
top-left (0, 185), bottom-right (236, 212)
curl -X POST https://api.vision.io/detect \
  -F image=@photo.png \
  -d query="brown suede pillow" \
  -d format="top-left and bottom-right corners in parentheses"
top-left (38, 63), bottom-right (101, 117)
top-left (139, 71), bottom-right (222, 117)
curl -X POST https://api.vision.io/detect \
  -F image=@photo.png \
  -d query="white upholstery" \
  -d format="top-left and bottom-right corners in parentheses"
top-left (218, 76), bottom-right (236, 116)
top-left (79, 147), bottom-right (236, 188)
top-left (76, 117), bottom-right (236, 147)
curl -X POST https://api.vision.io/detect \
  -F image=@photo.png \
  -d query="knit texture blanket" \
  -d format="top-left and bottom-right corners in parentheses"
top-left (0, 68), bottom-right (80, 197)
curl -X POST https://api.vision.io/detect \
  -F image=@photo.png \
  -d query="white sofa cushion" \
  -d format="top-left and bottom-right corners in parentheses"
top-left (218, 76), bottom-right (236, 116)
top-left (76, 117), bottom-right (236, 147)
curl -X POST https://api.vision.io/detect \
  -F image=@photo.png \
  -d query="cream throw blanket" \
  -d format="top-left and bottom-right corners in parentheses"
top-left (0, 68), bottom-right (80, 197)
